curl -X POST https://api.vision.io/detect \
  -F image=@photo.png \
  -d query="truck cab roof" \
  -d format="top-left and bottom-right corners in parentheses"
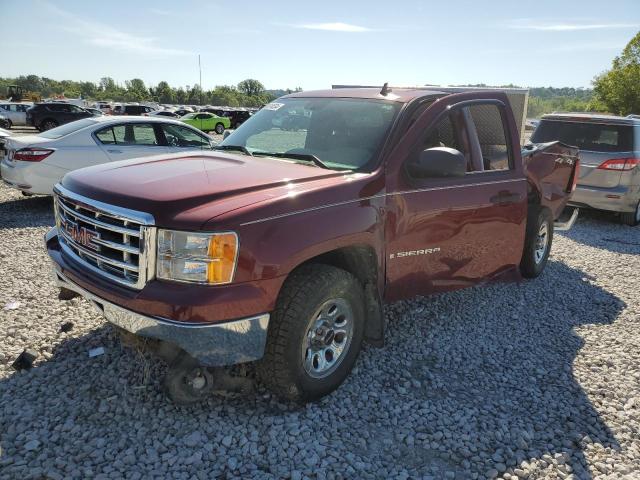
top-left (282, 87), bottom-right (447, 103)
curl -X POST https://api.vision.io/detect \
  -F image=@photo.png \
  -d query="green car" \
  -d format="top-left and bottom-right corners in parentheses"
top-left (180, 112), bottom-right (231, 134)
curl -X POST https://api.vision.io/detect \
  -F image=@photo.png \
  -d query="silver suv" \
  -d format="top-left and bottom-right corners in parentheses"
top-left (531, 113), bottom-right (640, 226)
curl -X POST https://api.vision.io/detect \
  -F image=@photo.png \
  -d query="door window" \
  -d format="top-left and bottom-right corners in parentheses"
top-left (467, 104), bottom-right (512, 171)
top-left (48, 104), bottom-right (70, 112)
top-left (161, 124), bottom-right (212, 148)
top-left (406, 102), bottom-right (513, 180)
top-left (96, 124), bottom-right (161, 146)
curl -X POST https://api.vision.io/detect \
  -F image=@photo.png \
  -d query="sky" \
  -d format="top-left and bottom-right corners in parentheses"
top-left (2, 0), bottom-right (640, 91)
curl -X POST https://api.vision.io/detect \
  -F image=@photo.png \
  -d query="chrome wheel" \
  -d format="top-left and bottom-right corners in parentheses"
top-left (534, 222), bottom-right (549, 264)
top-left (302, 298), bottom-right (354, 379)
top-left (636, 202), bottom-right (640, 222)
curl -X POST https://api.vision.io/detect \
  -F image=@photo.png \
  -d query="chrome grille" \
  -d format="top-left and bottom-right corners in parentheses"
top-left (53, 185), bottom-right (156, 290)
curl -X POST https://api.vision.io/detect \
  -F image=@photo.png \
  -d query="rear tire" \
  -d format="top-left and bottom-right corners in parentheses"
top-left (520, 207), bottom-right (553, 278)
top-left (5, 119), bottom-right (12, 129)
top-left (620, 201), bottom-right (640, 226)
top-left (41, 119), bottom-right (58, 131)
top-left (257, 264), bottom-right (365, 402)
top-left (214, 123), bottom-right (225, 134)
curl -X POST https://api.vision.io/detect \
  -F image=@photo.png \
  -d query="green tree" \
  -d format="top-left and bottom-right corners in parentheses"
top-left (175, 87), bottom-right (187, 104)
top-left (210, 85), bottom-right (241, 106)
top-left (154, 81), bottom-right (175, 104)
top-left (237, 79), bottom-right (265, 97)
top-left (124, 78), bottom-right (148, 102)
top-left (593, 31), bottom-right (640, 115)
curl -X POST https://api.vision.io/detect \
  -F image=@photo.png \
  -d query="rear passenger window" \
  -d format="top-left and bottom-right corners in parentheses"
top-left (467, 104), bottom-right (512, 171)
top-left (95, 127), bottom-right (116, 144)
top-left (112, 124), bottom-right (159, 145)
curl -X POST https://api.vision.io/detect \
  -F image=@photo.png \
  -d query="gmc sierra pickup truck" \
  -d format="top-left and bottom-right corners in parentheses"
top-left (45, 87), bottom-right (579, 403)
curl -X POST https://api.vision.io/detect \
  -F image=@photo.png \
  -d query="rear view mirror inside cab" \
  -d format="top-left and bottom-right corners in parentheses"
top-left (408, 147), bottom-right (467, 179)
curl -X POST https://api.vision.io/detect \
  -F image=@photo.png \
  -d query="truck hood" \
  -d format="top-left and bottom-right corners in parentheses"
top-left (61, 151), bottom-right (352, 229)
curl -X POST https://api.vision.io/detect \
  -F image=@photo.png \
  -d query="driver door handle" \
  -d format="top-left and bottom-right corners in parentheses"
top-left (107, 149), bottom-right (122, 154)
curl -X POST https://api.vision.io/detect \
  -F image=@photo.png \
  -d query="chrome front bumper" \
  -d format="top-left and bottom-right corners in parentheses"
top-left (51, 263), bottom-right (270, 367)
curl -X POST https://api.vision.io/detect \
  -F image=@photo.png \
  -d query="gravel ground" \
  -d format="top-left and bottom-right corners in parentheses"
top-left (0, 181), bottom-right (639, 480)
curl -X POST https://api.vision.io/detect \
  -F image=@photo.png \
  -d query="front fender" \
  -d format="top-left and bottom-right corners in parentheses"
top-left (220, 196), bottom-right (386, 286)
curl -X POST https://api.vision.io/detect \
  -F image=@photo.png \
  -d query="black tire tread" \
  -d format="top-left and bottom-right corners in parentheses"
top-left (520, 207), bottom-right (553, 278)
top-left (257, 264), bottom-right (362, 401)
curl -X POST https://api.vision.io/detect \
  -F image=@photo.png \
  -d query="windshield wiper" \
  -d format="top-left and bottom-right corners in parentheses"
top-left (254, 152), bottom-right (349, 170)
top-left (213, 145), bottom-right (253, 156)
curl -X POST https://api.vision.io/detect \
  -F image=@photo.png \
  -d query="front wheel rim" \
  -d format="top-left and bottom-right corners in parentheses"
top-left (534, 222), bottom-right (549, 264)
top-left (302, 298), bottom-right (354, 379)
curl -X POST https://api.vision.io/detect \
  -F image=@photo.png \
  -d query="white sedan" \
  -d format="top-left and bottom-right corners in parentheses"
top-left (1, 116), bottom-right (216, 195)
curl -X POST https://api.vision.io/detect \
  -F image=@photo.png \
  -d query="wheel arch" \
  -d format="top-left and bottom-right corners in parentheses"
top-left (282, 244), bottom-right (385, 347)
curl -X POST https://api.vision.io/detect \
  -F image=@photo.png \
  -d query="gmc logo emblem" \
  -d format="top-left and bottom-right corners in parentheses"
top-left (61, 219), bottom-right (99, 251)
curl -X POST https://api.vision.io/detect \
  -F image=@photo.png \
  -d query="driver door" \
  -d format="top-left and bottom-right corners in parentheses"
top-left (384, 94), bottom-right (527, 301)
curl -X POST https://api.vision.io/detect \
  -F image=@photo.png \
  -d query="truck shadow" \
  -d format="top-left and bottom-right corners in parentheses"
top-left (371, 259), bottom-right (624, 478)
top-left (0, 194), bottom-right (54, 229)
top-left (558, 209), bottom-right (640, 255)
top-left (0, 261), bottom-right (624, 479)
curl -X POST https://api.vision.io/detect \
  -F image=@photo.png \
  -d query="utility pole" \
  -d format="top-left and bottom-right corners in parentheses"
top-left (198, 54), bottom-right (203, 106)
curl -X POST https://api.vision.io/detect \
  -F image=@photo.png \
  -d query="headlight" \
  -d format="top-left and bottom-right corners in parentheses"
top-left (157, 230), bottom-right (238, 284)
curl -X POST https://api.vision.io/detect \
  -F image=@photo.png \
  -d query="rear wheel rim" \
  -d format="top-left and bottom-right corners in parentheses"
top-left (534, 222), bottom-right (549, 264)
top-left (302, 298), bottom-right (354, 379)
top-left (635, 202), bottom-right (640, 222)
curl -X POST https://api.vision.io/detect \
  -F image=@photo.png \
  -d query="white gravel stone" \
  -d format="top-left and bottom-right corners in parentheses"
top-left (0, 183), bottom-right (639, 479)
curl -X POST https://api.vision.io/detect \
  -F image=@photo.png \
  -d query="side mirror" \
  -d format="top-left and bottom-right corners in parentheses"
top-left (222, 130), bottom-right (232, 140)
top-left (409, 147), bottom-right (466, 179)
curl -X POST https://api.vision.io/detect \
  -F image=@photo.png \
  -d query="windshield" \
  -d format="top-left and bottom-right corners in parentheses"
top-left (39, 118), bottom-right (99, 139)
top-left (219, 98), bottom-right (401, 170)
top-left (531, 120), bottom-right (634, 152)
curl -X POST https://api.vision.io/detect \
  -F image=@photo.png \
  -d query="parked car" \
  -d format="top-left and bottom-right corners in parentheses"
top-left (1, 116), bottom-right (215, 195)
top-left (174, 108), bottom-right (194, 117)
top-left (0, 102), bottom-right (32, 127)
top-left (26, 102), bottom-right (93, 131)
top-left (0, 127), bottom-right (11, 162)
top-left (150, 110), bottom-right (180, 118)
top-left (94, 102), bottom-right (113, 114)
top-left (202, 108), bottom-right (253, 129)
top-left (531, 113), bottom-right (640, 225)
top-left (113, 105), bottom-right (156, 116)
top-left (45, 88), bottom-right (579, 403)
top-left (180, 112), bottom-right (231, 134)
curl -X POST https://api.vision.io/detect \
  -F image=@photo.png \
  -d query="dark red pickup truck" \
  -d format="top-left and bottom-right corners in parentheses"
top-left (45, 87), bottom-right (579, 402)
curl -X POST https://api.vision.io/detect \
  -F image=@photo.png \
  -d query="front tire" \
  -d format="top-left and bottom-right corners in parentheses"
top-left (620, 201), bottom-right (640, 226)
top-left (257, 264), bottom-right (365, 402)
top-left (214, 123), bottom-right (224, 134)
top-left (520, 207), bottom-right (553, 278)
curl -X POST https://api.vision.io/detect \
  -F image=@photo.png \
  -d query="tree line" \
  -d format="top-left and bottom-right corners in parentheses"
top-left (0, 76), bottom-right (296, 107)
